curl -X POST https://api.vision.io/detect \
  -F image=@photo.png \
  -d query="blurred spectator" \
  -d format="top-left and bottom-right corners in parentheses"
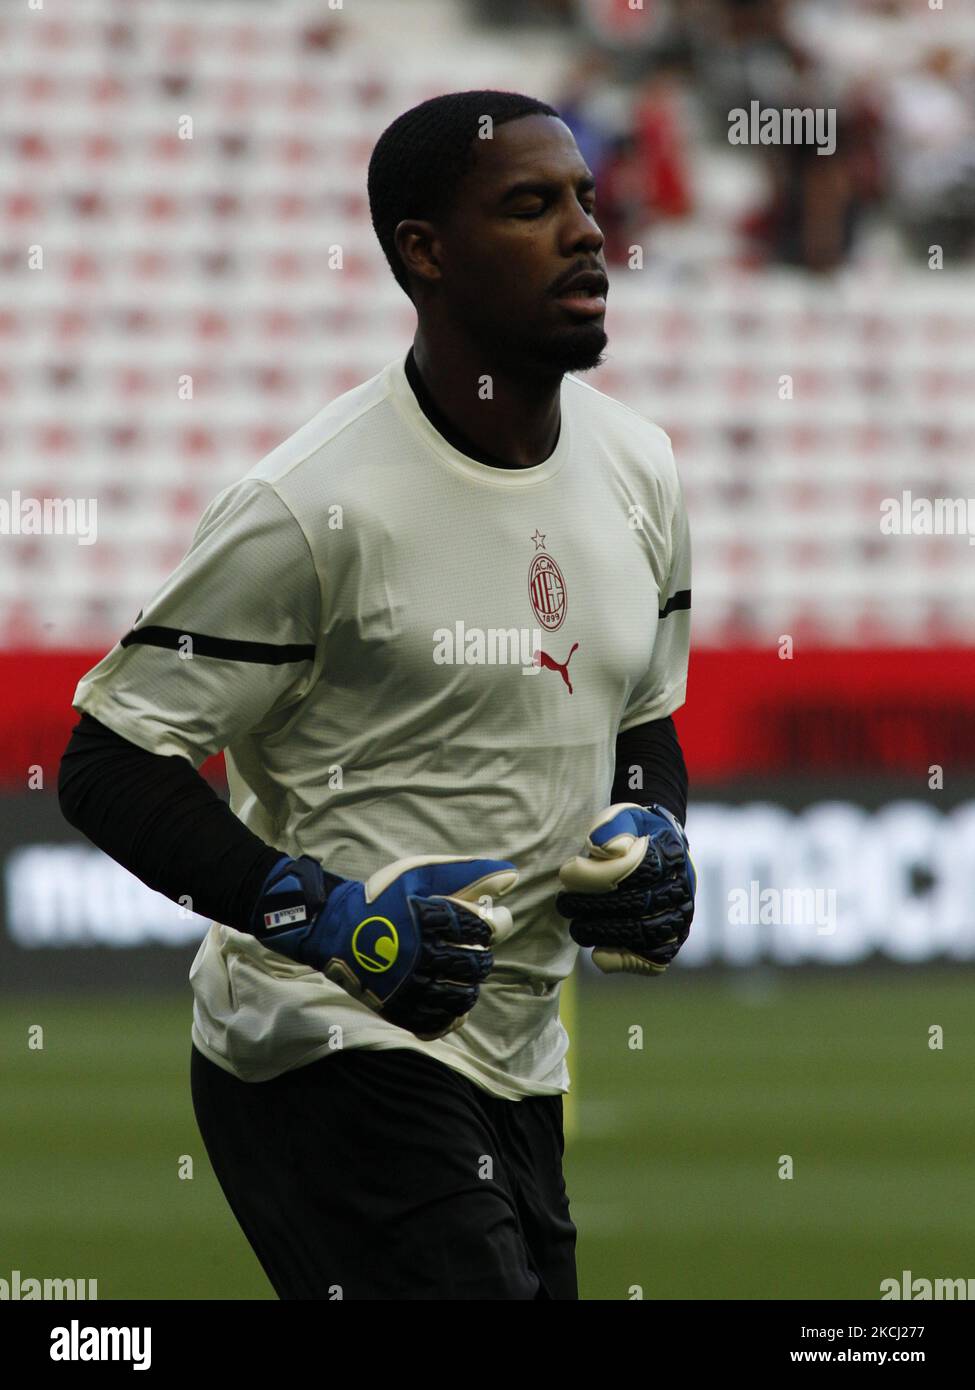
top-left (691, 0), bottom-right (803, 131)
top-left (556, 50), bottom-right (624, 175)
top-left (883, 47), bottom-right (975, 262)
top-left (558, 55), bottom-right (693, 263)
top-left (632, 66), bottom-right (694, 221)
top-left (691, 0), bottom-right (868, 271)
top-left (752, 49), bottom-right (860, 272)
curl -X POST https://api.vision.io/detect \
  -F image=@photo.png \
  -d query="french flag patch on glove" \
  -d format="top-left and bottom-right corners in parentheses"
top-left (263, 905), bottom-right (308, 929)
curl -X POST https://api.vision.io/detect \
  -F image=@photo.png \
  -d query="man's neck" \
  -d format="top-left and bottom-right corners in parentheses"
top-left (409, 332), bottom-right (562, 470)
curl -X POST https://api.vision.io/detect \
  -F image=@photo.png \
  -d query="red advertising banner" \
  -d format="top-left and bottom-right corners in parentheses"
top-left (3, 646), bottom-right (974, 790)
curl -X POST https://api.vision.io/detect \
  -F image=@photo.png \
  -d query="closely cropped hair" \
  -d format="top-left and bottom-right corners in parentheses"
top-left (367, 90), bottom-right (559, 300)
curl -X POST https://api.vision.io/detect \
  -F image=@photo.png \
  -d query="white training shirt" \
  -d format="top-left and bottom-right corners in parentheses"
top-left (72, 351), bottom-right (691, 1099)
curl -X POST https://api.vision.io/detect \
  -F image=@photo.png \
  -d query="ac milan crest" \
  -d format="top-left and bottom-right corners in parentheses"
top-left (528, 548), bottom-right (567, 631)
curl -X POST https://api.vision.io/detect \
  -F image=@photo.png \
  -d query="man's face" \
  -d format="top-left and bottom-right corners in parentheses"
top-left (428, 114), bottom-right (609, 375)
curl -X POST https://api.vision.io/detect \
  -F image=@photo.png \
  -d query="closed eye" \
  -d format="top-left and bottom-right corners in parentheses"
top-left (512, 198), bottom-right (597, 220)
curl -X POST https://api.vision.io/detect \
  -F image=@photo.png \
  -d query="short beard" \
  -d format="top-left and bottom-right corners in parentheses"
top-left (514, 323), bottom-right (609, 379)
top-left (456, 307), bottom-right (609, 383)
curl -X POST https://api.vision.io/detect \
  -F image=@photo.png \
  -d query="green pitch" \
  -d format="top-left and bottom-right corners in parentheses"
top-left (2, 971), bottom-right (972, 1300)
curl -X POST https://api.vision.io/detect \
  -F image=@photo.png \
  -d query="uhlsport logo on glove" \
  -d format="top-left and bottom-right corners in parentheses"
top-left (250, 853), bottom-right (518, 1042)
top-left (351, 916), bottom-right (399, 972)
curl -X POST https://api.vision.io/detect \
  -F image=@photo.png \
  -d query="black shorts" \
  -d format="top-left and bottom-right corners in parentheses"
top-left (190, 1043), bottom-right (578, 1300)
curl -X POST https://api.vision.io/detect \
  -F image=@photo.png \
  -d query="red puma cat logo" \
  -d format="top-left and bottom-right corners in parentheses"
top-left (535, 642), bottom-right (579, 694)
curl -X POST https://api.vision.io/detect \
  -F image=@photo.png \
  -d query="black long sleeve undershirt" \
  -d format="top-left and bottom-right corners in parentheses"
top-left (57, 712), bottom-right (282, 933)
top-left (57, 709), bottom-right (689, 935)
top-left (612, 715), bottom-right (688, 826)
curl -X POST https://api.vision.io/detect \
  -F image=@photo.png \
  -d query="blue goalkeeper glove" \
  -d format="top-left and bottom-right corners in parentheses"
top-left (555, 803), bottom-right (695, 976)
top-left (248, 852), bottom-right (518, 1040)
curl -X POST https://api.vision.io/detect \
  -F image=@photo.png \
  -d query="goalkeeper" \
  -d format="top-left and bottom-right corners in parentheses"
top-left (57, 90), bottom-right (693, 1301)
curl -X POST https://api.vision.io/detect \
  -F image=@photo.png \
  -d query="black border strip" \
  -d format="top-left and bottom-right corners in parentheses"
top-left (120, 625), bottom-right (315, 665)
top-left (658, 589), bottom-right (691, 619)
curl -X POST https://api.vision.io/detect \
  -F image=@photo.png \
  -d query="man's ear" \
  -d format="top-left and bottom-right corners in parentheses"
top-left (394, 219), bottom-right (442, 291)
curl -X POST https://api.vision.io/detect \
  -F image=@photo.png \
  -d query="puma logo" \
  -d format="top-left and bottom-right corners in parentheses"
top-left (534, 642), bottom-right (579, 694)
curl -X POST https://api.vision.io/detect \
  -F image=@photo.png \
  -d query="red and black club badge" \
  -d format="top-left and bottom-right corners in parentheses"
top-left (529, 530), bottom-right (579, 694)
top-left (528, 529), bottom-right (567, 632)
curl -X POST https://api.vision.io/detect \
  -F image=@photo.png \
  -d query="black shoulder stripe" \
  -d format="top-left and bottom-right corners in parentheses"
top-left (120, 625), bottom-right (315, 665)
top-left (658, 589), bottom-right (691, 619)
